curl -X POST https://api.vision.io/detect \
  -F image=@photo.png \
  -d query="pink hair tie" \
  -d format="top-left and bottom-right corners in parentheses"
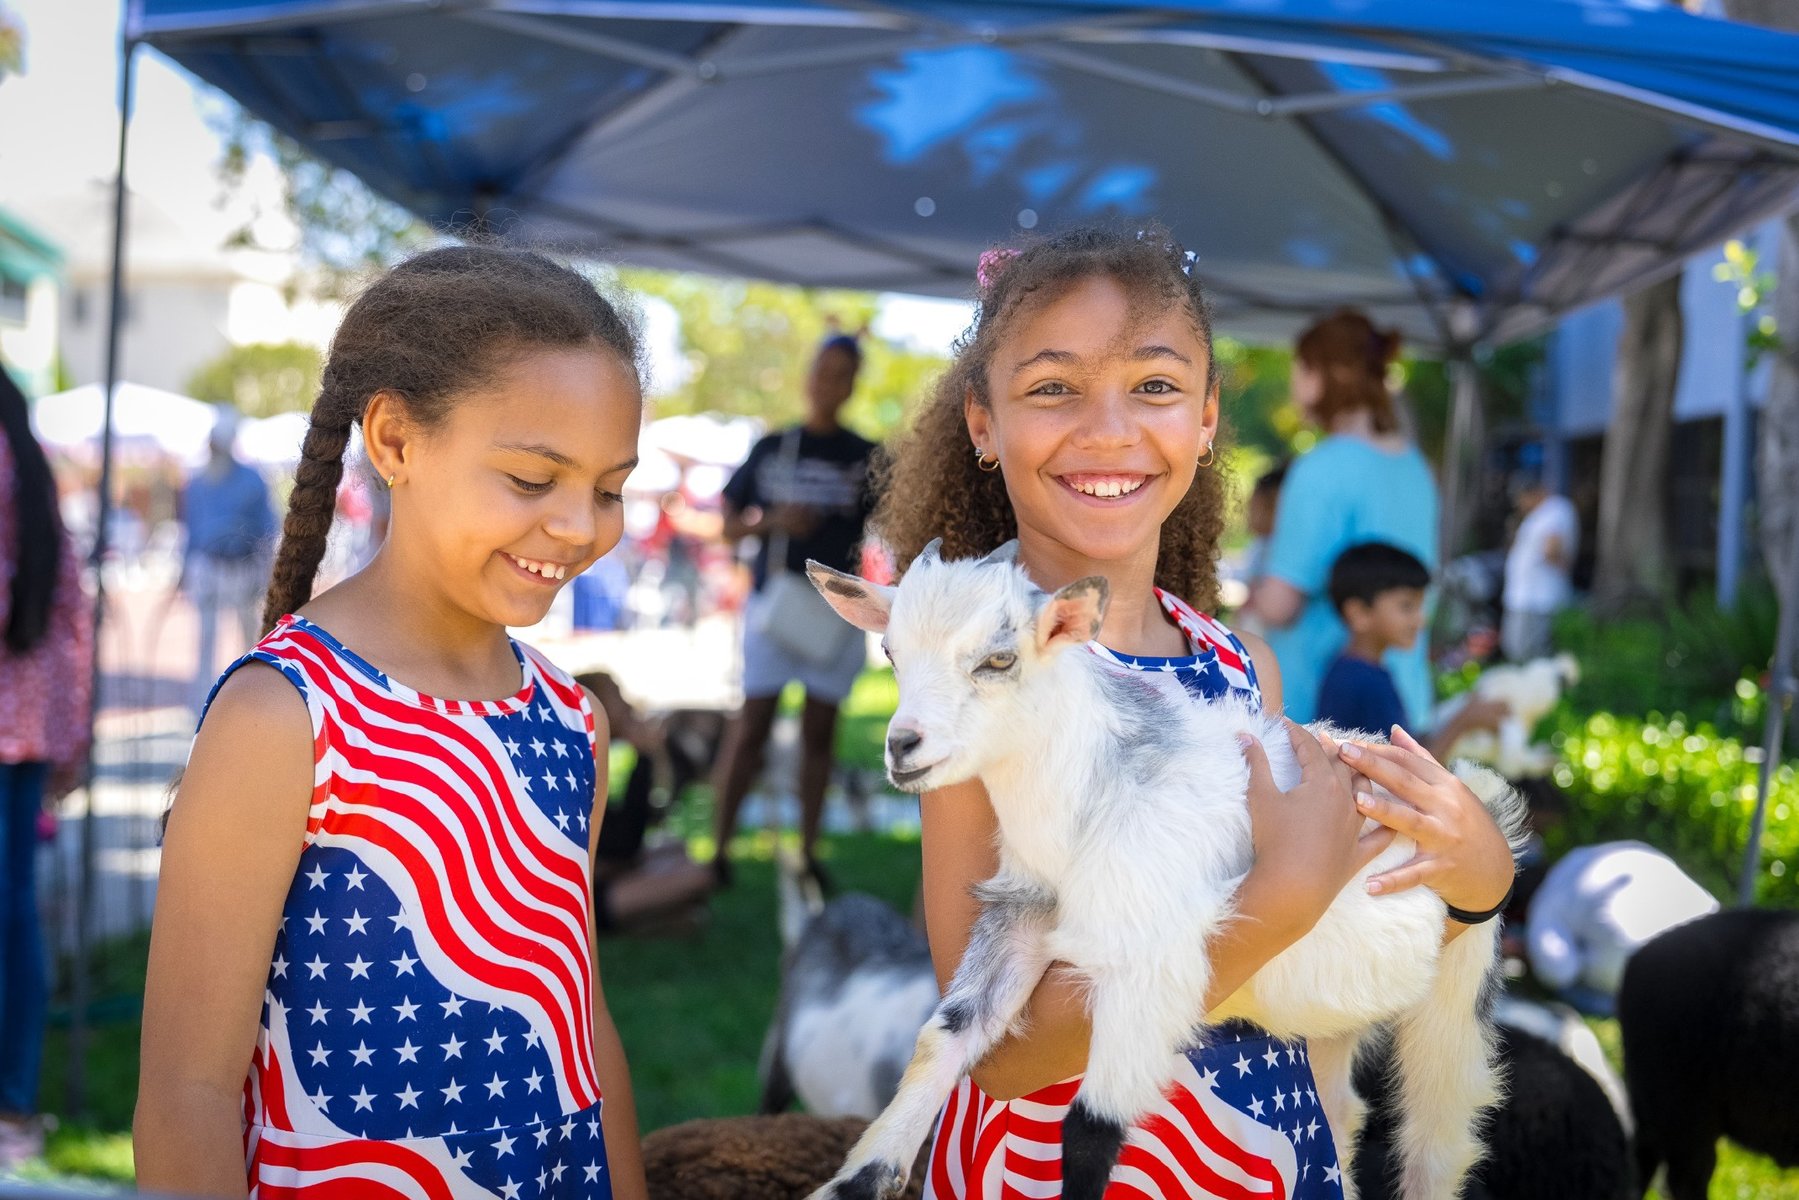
top-left (977, 247), bottom-right (1020, 291)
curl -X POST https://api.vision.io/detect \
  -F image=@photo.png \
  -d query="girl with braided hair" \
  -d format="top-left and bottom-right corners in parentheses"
top-left (137, 246), bottom-right (650, 1200)
top-left (877, 226), bottom-right (1514, 1198)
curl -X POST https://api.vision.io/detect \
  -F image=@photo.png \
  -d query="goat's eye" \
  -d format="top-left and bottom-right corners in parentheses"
top-left (978, 651), bottom-right (1018, 674)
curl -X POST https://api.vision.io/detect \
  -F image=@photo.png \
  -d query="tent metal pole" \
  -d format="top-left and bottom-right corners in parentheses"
top-left (1441, 347), bottom-right (1482, 569)
top-left (1739, 511), bottom-right (1799, 906)
top-left (67, 32), bottom-right (138, 1117)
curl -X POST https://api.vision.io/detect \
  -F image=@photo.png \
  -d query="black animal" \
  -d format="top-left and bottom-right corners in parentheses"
top-left (1354, 1019), bottom-right (1633, 1200)
top-left (1619, 908), bottom-right (1799, 1200)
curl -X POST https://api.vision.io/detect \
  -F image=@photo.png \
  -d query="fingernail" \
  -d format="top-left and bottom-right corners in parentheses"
top-left (1340, 742), bottom-right (1363, 760)
top-left (1355, 793), bottom-right (1374, 810)
top-left (1235, 733), bottom-right (1254, 750)
top-left (1366, 879), bottom-right (1383, 894)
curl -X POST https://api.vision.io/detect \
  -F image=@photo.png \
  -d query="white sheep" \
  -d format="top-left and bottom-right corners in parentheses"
top-left (803, 541), bottom-right (1526, 1200)
top-left (1435, 654), bottom-right (1580, 778)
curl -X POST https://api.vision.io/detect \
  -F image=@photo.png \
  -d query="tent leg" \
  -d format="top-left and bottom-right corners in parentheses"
top-left (1440, 348), bottom-right (1482, 567)
top-left (1740, 512), bottom-right (1799, 906)
top-left (68, 33), bottom-right (138, 1118)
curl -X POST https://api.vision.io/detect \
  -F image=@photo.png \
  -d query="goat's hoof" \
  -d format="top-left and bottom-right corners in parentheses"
top-left (1062, 1100), bottom-right (1128, 1200)
top-left (810, 1160), bottom-right (905, 1200)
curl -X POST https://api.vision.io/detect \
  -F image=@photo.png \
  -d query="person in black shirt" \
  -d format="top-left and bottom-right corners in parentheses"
top-left (711, 336), bottom-right (877, 887)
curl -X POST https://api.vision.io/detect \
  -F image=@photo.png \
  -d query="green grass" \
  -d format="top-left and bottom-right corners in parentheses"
top-left (23, 830), bottom-right (923, 1188)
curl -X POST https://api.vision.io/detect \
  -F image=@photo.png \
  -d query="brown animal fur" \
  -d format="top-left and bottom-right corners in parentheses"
top-left (642, 1114), bottom-right (927, 1200)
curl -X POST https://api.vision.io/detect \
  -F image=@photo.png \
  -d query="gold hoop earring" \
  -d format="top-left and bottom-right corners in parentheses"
top-left (975, 447), bottom-right (1000, 473)
top-left (386, 474), bottom-right (397, 489)
top-left (1196, 442), bottom-right (1215, 469)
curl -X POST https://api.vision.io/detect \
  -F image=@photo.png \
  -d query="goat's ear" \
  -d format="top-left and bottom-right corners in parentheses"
top-left (805, 560), bottom-right (894, 634)
top-left (1034, 576), bottom-right (1109, 651)
top-left (981, 539), bottom-right (1020, 566)
top-left (918, 537), bottom-right (943, 564)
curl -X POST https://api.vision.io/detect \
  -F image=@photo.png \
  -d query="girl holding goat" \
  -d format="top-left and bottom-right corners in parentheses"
top-left (871, 225), bottom-right (1515, 1198)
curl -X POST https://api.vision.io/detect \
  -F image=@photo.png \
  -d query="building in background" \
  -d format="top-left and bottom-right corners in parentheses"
top-left (13, 181), bottom-right (338, 396)
top-left (0, 203), bottom-right (61, 396)
top-left (1528, 220), bottom-right (1777, 603)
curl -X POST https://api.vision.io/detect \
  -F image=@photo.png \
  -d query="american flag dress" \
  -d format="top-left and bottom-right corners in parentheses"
top-left (203, 615), bottom-right (613, 1199)
top-left (923, 591), bottom-right (1346, 1200)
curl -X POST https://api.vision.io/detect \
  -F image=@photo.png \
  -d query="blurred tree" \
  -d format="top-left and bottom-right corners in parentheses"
top-left (622, 270), bottom-right (946, 440)
top-left (0, 6), bottom-right (22, 83)
top-left (186, 341), bottom-right (323, 418)
top-left (211, 105), bottom-right (430, 298)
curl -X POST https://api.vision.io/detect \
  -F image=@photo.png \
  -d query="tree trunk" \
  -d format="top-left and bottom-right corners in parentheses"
top-left (1591, 273), bottom-right (1684, 615)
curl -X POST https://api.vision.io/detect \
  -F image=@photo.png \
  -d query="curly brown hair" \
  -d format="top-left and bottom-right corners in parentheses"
top-left (873, 223), bottom-right (1227, 611)
top-left (261, 244), bottom-right (642, 632)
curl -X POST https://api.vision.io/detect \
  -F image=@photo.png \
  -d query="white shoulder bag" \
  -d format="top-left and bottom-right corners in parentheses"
top-left (750, 429), bottom-right (862, 667)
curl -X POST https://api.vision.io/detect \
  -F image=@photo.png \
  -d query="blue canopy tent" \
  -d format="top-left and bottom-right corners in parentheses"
top-left (51, 0), bottom-right (1799, 1109)
top-left (124, 0), bottom-right (1799, 347)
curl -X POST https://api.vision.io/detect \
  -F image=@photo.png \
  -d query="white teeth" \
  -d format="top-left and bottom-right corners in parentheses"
top-left (1071, 478), bottom-right (1144, 498)
top-left (509, 555), bottom-right (566, 580)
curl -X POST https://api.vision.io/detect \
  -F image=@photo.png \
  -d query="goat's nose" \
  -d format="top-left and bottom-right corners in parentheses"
top-left (887, 728), bottom-right (923, 761)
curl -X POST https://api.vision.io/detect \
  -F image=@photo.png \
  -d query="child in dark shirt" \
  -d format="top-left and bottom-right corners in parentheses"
top-left (1317, 542), bottom-right (1507, 754)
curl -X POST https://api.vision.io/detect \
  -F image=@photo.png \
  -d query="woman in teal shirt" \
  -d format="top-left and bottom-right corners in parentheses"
top-left (1242, 310), bottom-right (1440, 726)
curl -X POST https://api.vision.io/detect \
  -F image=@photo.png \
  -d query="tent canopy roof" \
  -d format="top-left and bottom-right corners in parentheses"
top-left (129, 0), bottom-right (1799, 346)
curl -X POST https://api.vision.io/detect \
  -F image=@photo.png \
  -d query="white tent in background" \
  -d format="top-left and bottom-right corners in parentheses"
top-left (30, 381), bottom-right (216, 466)
top-left (238, 410), bottom-right (312, 467)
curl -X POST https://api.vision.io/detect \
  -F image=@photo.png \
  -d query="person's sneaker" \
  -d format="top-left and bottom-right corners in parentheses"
top-left (0, 1116), bottom-right (46, 1171)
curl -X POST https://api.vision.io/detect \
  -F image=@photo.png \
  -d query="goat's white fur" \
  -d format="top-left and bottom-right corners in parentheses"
top-left (803, 544), bottom-right (1526, 1200)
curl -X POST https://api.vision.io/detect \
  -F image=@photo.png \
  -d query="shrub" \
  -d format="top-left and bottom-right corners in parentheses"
top-left (1548, 708), bottom-right (1798, 907)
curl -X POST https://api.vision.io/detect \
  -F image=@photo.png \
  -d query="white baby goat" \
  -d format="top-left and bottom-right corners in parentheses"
top-left (803, 541), bottom-right (1525, 1200)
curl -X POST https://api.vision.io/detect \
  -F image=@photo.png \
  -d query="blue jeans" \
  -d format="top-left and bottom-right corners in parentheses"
top-left (0, 761), bottom-right (48, 1115)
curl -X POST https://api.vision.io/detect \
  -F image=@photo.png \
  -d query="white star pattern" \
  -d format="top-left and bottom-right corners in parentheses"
top-left (305, 956), bottom-right (328, 980)
top-left (346, 955), bottom-right (372, 980)
top-left (392, 996), bottom-right (419, 1021)
top-left (560, 1116), bottom-right (576, 1141)
top-left (1325, 1164), bottom-right (1343, 1184)
top-left (342, 865), bottom-right (367, 890)
top-left (449, 1148), bottom-right (474, 1170)
top-left (503, 736), bottom-right (521, 757)
top-left (493, 1131), bottom-right (517, 1158)
top-left (395, 1083), bottom-right (421, 1110)
top-left (441, 1034), bottom-right (465, 1060)
top-left (441, 995), bottom-right (467, 1018)
top-left (583, 1162), bottom-right (601, 1182)
top-left (350, 1086), bottom-right (375, 1112)
top-left (441, 1079), bottom-right (464, 1104)
top-left (304, 910), bottom-right (328, 935)
top-left (551, 740), bottom-right (567, 758)
top-left (391, 951), bottom-right (417, 975)
top-left (1263, 1046), bottom-right (1283, 1069)
top-left (307, 1043), bottom-right (331, 1066)
top-left (304, 865), bottom-right (329, 890)
top-left (523, 1069), bottom-right (544, 1094)
top-left (1274, 1090), bottom-right (1287, 1111)
top-left (1234, 1052), bottom-right (1252, 1078)
top-left (394, 1038), bottom-right (420, 1064)
top-left (499, 1180), bottom-right (521, 1200)
top-left (533, 1122), bottom-right (552, 1148)
top-left (554, 810), bottom-right (570, 831)
top-left (271, 953), bottom-right (289, 979)
top-left (542, 771), bottom-right (559, 792)
top-left (310, 1086), bottom-right (332, 1110)
top-left (348, 999), bottom-right (373, 1024)
top-left (485, 1073), bottom-right (507, 1099)
top-left (485, 1029), bottom-right (507, 1054)
top-left (306, 1000), bottom-right (329, 1025)
top-left (529, 738), bottom-right (547, 757)
top-left (349, 1041), bottom-right (375, 1067)
top-left (343, 910), bottom-right (370, 935)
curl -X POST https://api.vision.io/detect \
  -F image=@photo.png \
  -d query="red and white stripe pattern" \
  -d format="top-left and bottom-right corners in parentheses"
top-left (221, 616), bottom-right (611, 1198)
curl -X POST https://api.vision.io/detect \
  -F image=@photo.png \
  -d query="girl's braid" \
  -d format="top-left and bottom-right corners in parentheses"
top-left (261, 381), bottom-right (356, 632)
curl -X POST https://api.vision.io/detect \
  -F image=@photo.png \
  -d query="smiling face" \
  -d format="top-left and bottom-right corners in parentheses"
top-left (369, 344), bottom-right (643, 630)
top-left (965, 274), bottom-right (1219, 574)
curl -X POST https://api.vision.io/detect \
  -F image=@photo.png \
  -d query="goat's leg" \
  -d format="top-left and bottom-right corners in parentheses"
top-left (1064, 953), bottom-right (1214, 1200)
top-left (808, 878), bottom-right (1056, 1200)
top-left (1391, 921), bottom-right (1503, 1200)
top-left (1307, 1032), bottom-right (1367, 1200)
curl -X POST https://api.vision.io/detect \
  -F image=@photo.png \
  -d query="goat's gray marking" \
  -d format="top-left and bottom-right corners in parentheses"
top-left (1093, 665), bottom-right (1186, 786)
